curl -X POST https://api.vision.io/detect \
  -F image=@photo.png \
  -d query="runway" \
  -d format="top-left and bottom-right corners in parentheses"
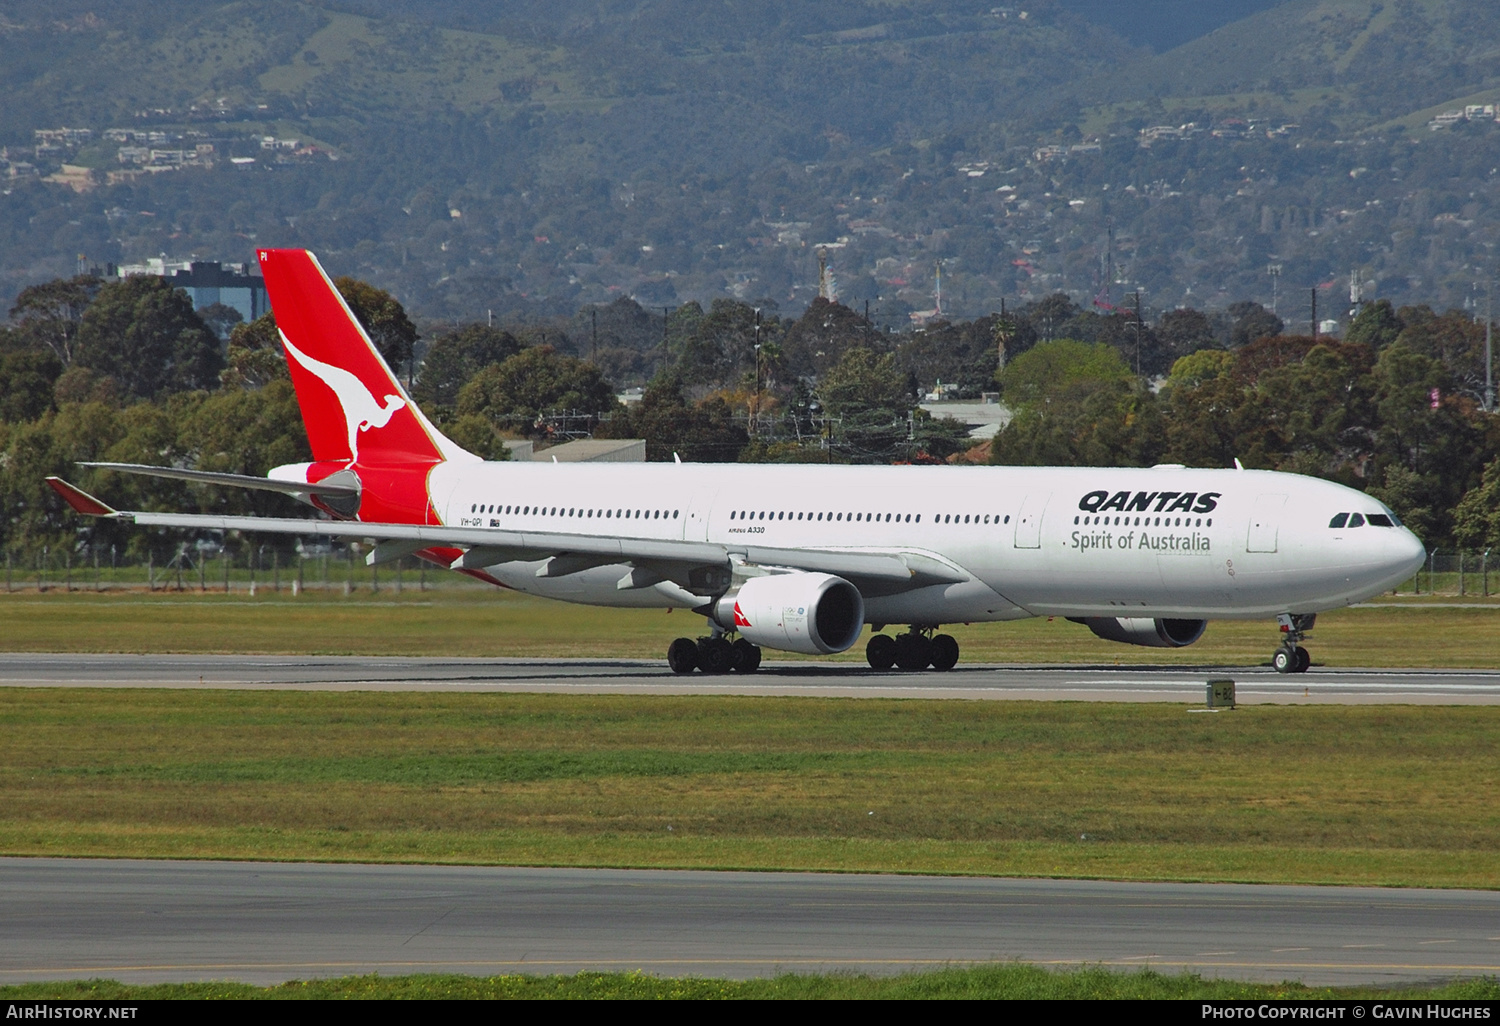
top-left (1, 859), bottom-right (1497, 986)
top-left (0, 653), bottom-right (1497, 703)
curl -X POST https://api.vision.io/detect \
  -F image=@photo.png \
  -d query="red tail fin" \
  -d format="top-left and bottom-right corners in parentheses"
top-left (256, 249), bottom-right (469, 467)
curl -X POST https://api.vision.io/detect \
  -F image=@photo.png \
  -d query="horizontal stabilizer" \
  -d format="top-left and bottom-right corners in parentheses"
top-left (78, 462), bottom-right (360, 497)
top-left (45, 477), bottom-right (118, 517)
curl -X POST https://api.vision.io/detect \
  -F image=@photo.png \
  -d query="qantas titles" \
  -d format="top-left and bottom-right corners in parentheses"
top-left (1078, 489), bottom-right (1221, 514)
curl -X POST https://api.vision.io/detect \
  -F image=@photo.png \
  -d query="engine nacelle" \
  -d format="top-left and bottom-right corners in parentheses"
top-left (1077, 617), bottom-right (1207, 648)
top-left (715, 573), bottom-right (865, 655)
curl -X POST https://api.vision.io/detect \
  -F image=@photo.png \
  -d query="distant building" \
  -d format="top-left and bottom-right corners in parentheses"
top-left (521, 438), bottom-right (646, 462)
top-left (116, 259), bottom-right (267, 322)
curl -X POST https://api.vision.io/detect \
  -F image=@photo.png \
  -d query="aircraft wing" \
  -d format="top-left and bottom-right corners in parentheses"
top-left (46, 476), bottom-right (967, 596)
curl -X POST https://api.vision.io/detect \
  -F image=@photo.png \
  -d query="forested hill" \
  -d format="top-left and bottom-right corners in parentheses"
top-left (1, 0), bottom-right (1499, 324)
top-left (1083, 0), bottom-right (1500, 127)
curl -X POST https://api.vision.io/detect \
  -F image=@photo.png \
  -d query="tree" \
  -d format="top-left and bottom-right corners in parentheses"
top-left (221, 314), bottom-right (289, 390)
top-left (442, 414), bottom-right (513, 461)
top-left (333, 277), bottom-right (419, 377)
top-left (818, 346), bottom-right (914, 463)
top-left (674, 298), bottom-right (769, 390)
top-left (1366, 341), bottom-right (1487, 540)
top-left (1344, 299), bottom-right (1403, 350)
top-left (781, 298), bottom-right (877, 379)
top-left (412, 324), bottom-right (524, 411)
top-left (8, 275), bottom-right (100, 365)
top-left (1394, 306), bottom-right (1491, 404)
top-left (1453, 457), bottom-right (1500, 552)
top-left (895, 316), bottom-right (1002, 398)
top-left (568, 297), bottom-right (664, 387)
top-left (819, 346), bottom-right (909, 417)
top-left (599, 374), bottom-right (748, 462)
top-left (1226, 301), bottom-right (1283, 348)
top-left (0, 332), bottom-right (62, 422)
top-left (73, 276), bottom-right (222, 399)
top-left (197, 302), bottom-right (244, 341)
top-left (998, 338), bottom-right (1132, 406)
top-left (1234, 341), bottom-right (1377, 480)
top-left (1156, 308), bottom-right (1218, 366)
top-left (455, 346), bottom-right (619, 437)
top-left (167, 381), bottom-right (312, 519)
top-left (990, 340), bottom-right (1161, 467)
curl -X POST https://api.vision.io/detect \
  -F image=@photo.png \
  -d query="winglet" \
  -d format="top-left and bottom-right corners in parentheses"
top-left (45, 477), bottom-right (118, 517)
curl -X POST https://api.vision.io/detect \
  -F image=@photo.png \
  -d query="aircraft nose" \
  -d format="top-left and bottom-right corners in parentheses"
top-left (1391, 529), bottom-right (1426, 580)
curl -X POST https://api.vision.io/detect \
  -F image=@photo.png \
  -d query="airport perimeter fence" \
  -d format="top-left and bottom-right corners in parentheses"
top-left (1393, 548), bottom-right (1495, 597)
top-left (0, 543), bottom-right (494, 595)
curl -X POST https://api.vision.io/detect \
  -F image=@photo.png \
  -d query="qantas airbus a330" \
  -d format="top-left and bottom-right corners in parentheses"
top-left (47, 249), bottom-right (1425, 674)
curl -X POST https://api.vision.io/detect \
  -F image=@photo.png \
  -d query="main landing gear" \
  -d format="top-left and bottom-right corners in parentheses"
top-left (1271, 613), bottom-right (1315, 674)
top-left (667, 632), bottom-right (761, 675)
top-left (865, 627), bottom-right (960, 672)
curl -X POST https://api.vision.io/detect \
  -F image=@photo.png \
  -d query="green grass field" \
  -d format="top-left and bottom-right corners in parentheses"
top-left (5, 966), bottom-right (1499, 1000)
top-left (0, 587), bottom-right (1496, 666)
top-left (3, 689), bottom-right (1499, 887)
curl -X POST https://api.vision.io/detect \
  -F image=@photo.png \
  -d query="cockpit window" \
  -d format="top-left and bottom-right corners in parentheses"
top-left (1366, 513), bottom-right (1394, 527)
top-left (1348, 513), bottom-right (1365, 527)
top-left (1329, 513), bottom-right (1349, 528)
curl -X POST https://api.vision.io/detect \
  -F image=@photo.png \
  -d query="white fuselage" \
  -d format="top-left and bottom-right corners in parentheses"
top-left (425, 461), bottom-right (1426, 626)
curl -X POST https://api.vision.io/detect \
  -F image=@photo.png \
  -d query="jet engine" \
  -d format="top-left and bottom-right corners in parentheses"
top-left (1076, 617), bottom-right (1207, 648)
top-left (715, 573), bottom-right (865, 655)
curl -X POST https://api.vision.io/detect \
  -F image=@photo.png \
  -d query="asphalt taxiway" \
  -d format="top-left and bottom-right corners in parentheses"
top-left (0, 653), bottom-right (1496, 703)
top-left (1, 859), bottom-right (1497, 986)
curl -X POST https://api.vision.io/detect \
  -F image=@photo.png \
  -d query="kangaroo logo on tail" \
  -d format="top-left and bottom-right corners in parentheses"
top-left (281, 333), bottom-right (405, 463)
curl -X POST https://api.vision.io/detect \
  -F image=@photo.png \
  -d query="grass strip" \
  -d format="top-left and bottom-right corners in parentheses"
top-left (2, 690), bottom-right (1499, 887)
top-left (3, 966), bottom-right (1500, 1000)
top-left (0, 589), bottom-right (1495, 666)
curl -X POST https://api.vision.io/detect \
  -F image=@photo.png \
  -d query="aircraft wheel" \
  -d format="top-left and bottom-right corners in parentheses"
top-left (732, 638), bottom-right (762, 673)
top-left (698, 637), bottom-right (735, 675)
top-left (930, 634), bottom-right (960, 672)
top-left (667, 638), bottom-right (698, 674)
top-left (866, 634), bottom-right (897, 670)
top-left (894, 633), bottom-right (932, 671)
top-left (1294, 646), bottom-right (1311, 673)
top-left (1272, 646), bottom-right (1296, 674)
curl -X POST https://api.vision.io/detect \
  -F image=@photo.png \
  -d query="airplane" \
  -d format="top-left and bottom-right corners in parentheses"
top-left (46, 249), bottom-right (1426, 676)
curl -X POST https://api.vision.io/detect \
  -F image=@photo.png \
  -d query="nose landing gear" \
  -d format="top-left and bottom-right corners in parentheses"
top-left (1272, 613), bottom-right (1315, 674)
top-left (866, 627), bottom-right (960, 671)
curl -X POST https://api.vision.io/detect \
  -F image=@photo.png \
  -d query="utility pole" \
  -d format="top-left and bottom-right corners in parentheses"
top-left (591, 308), bottom-right (597, 362)
top-left (1103, 217), bottom-right (1115, 309)
top-left (1486, 278), bottom-right (1494, 413)
top-left (752, 308), bottom-right (762, 435)
top-left (662, 306), bottom-right (670, 378)
top-left (1133, 291), bottom-right (1143, 377)
top-left (1310, 286), bottom-right (1317, 340)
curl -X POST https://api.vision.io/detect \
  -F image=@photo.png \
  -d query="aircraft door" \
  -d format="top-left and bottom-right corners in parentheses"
top-left (1013, 492), bottom-right (1050, 549)
top-left (683, 487), bottom-right (719, 543)
top-left (1246, 493), bottom-right (1287, 553)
